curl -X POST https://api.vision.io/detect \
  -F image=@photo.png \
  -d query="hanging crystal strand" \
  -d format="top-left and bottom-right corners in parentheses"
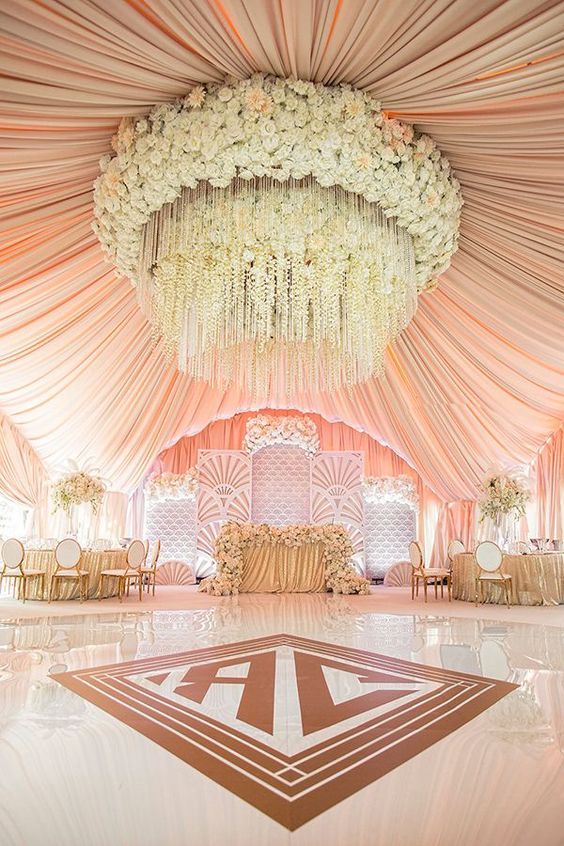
top-left (146, 174), bottom-right (418, 395)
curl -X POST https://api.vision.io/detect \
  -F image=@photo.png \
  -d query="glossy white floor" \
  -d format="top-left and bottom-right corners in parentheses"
top-left (1, 588), bottom-right (563, 846)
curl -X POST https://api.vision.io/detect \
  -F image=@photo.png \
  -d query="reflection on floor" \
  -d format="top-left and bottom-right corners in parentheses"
top-left (0, 594), bottom-right (563, 845)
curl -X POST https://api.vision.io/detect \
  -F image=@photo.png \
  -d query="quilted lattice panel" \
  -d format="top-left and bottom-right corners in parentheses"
top-left (251, 445), bottom-right (311, 525)
top-left (364, 501), bottom-right (416, 579)
top-left (311, 452), bottom-right (364, 556)
top-left (196, 450), bottom-right (251, 557)
top-left (144, 498), bottom-right (197, 567)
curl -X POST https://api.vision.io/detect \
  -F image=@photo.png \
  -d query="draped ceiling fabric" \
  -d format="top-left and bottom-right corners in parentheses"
top-left (1, 2), bottom-right (563, 513)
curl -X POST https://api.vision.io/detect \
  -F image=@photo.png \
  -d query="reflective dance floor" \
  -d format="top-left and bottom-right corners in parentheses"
top-left (0, 594), bottom-right (563, 845)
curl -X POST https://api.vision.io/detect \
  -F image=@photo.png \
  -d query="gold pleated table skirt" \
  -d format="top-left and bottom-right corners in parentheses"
top-left (22, 549), bottom-right (128, 600)
top-left (240, 541), bottom-right (326, 593)
top-left (453, 552), bottom-right (564, 606)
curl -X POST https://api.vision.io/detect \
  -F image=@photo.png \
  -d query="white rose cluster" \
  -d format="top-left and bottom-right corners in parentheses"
top-left (93, 75), bottom-right (462, 292)
top-left (145, 468), bottom-right (199, 501)
top-left (242, 414), bottom-right (320, 455)
top-left (362, 475), bottom-right (419, 510)
top-left (51, 471), bottom-right (106, 515)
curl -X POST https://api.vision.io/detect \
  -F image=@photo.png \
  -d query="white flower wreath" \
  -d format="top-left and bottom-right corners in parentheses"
top-left (93, 75), bottom-right (462, 292)
top-left (145, 468), bottom-right (199, 501)
top-left (362, 475), bottom-right (419, 510)
top-left (242, 414), bottom-right (320, 455)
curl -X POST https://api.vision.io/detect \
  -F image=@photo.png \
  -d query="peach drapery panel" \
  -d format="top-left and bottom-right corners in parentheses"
top-left (532, 426), bottom-right (564, 540)
top-left (0, 413), bottom-right (48, 534)
top-left (0, 1), bottom-right (563, 509)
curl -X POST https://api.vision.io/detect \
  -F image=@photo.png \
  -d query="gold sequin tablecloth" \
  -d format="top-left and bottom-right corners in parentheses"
top-left (22, 549), bottom-right (127, 600)
top-left (240, 541), bottom-right (326, 593)
top-left (452, 552), bottom-right (564, 606)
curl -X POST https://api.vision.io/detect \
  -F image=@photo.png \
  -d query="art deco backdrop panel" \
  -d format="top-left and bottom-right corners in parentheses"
top-left (196, 450), bottom-right (251, 560)
top-left (144, 498), bottom-right (197, 569)
top-left (311, 452), bottom-right (365, 562)
top-left (364, 502), bottom-right (417, 580)
top-left (251, 445), bottom-right (311, 526)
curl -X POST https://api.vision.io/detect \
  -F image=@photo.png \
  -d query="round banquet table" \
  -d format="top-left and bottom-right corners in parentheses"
top-left (452, 552), bottom-right (564, 606)
top-left (22, 548), bottom-right (127, 600)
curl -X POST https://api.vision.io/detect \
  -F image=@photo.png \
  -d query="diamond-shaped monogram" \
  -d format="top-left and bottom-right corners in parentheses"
top-left (54, 635), bottom-right (516, 830)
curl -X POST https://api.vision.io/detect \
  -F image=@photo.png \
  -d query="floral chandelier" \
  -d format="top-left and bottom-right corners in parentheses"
top-left (94, 75), bottom-right (462, 394)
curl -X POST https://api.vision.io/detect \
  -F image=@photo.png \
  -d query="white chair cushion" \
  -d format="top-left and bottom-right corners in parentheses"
top-left (475, 541), bottom-right (503, 572)
top-left (478, 572), bottom-right (511, 581)
top-left (54, 568), bottom-right (87, 577)
top-left (55, 538), bottom-right (82, 568)
top-left (2, 538), bottom-right (24, 569)
top-left (409, 541), bottom-right (423, 568)
top-left (448, 539), bottom-right (465, 559)
top-left (127, 540), bottom-right (146, 568)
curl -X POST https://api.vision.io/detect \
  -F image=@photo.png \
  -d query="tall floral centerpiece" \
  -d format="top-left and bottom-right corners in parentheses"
top-left (51, 463), bottom-right (107, 539)
top-left (478, 472), bottom-right (529, 548)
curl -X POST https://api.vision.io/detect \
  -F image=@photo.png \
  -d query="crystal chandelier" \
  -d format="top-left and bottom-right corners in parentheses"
top-left (139, 177), bottom-right (417, 393)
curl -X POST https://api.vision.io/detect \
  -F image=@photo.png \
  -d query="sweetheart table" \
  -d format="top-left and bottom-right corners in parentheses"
top-left (22, 549), bottom-right (127, 600)
top-left (240, 540), bottom-right (326, 593)
top-left (452, 551), bottom-right (564, 606)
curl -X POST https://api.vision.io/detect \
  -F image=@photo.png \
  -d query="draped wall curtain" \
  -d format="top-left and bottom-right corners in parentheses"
top-left (0, 414), bottom-right (48, 535)
top-left (533, 426), bottom-right (564, 539)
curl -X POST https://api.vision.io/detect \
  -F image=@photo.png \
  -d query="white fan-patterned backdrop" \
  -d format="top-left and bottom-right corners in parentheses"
top-left (146, 447), bottom-right (414, 581)
top-left (196, 450), bottom-right (251, 560)
top-left (311, 452), bottom-right (365, 563)
top-left (364, 501), bottom-right (416, 579)
top-left (251, 445), bottom-right (311, 525)
top-left (145, 498), bottom-right (197, 568)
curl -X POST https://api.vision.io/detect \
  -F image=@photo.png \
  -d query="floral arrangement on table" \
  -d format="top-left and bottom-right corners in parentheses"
top-left (478, 473), bottom-right (531, 523)
top-left (199, 522), bottom-right (370, 596)
top-left (478, 472), bottom-right (529, 524)
top-left (362, 475), bottom-right (419, 511)
top-left (51, 470), bottom-right (106, 515)
top-left (93, 75), bottom-right (461, 291)
top-left (242, 414), bottom-right (320, 455)
top-left (144, 467), bottom-right (199, 501)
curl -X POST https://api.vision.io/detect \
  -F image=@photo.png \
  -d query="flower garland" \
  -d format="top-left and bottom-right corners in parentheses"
top-left (145, 468), bottom-right (198, 501)
top-left (51, 471), bottom-right (106, 515)
top-left (243, 414), bottom-right (319, 455)
top-left (478, 473), bottom-right (529, 524)
top-left (362, 475), bottom-right (419, 510)
top-left (199, 522), bottom-right (370, 596)
top-left (93, 75), bottom-right (461, 293)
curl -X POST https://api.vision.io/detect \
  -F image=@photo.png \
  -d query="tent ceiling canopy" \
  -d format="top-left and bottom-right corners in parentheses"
top-left (0, 0), bottom-right (563, 500)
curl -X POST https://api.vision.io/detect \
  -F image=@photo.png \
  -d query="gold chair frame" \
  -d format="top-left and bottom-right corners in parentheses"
top-left (410, 540), bottom-right (452, 602)
top-left (140, 539), bottom-right (160, 596)
top-left (0, 539), bottom-right (45, 603)
top-left (99, 540), bottom-right (146, 602)
top-left (474, 541), bottom-right (512, 609)
top-left (48, 539), bottom-right (89, 602)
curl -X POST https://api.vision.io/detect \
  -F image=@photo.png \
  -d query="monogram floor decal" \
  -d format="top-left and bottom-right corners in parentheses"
top-left (53, 634), bottom-right (516, 830)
